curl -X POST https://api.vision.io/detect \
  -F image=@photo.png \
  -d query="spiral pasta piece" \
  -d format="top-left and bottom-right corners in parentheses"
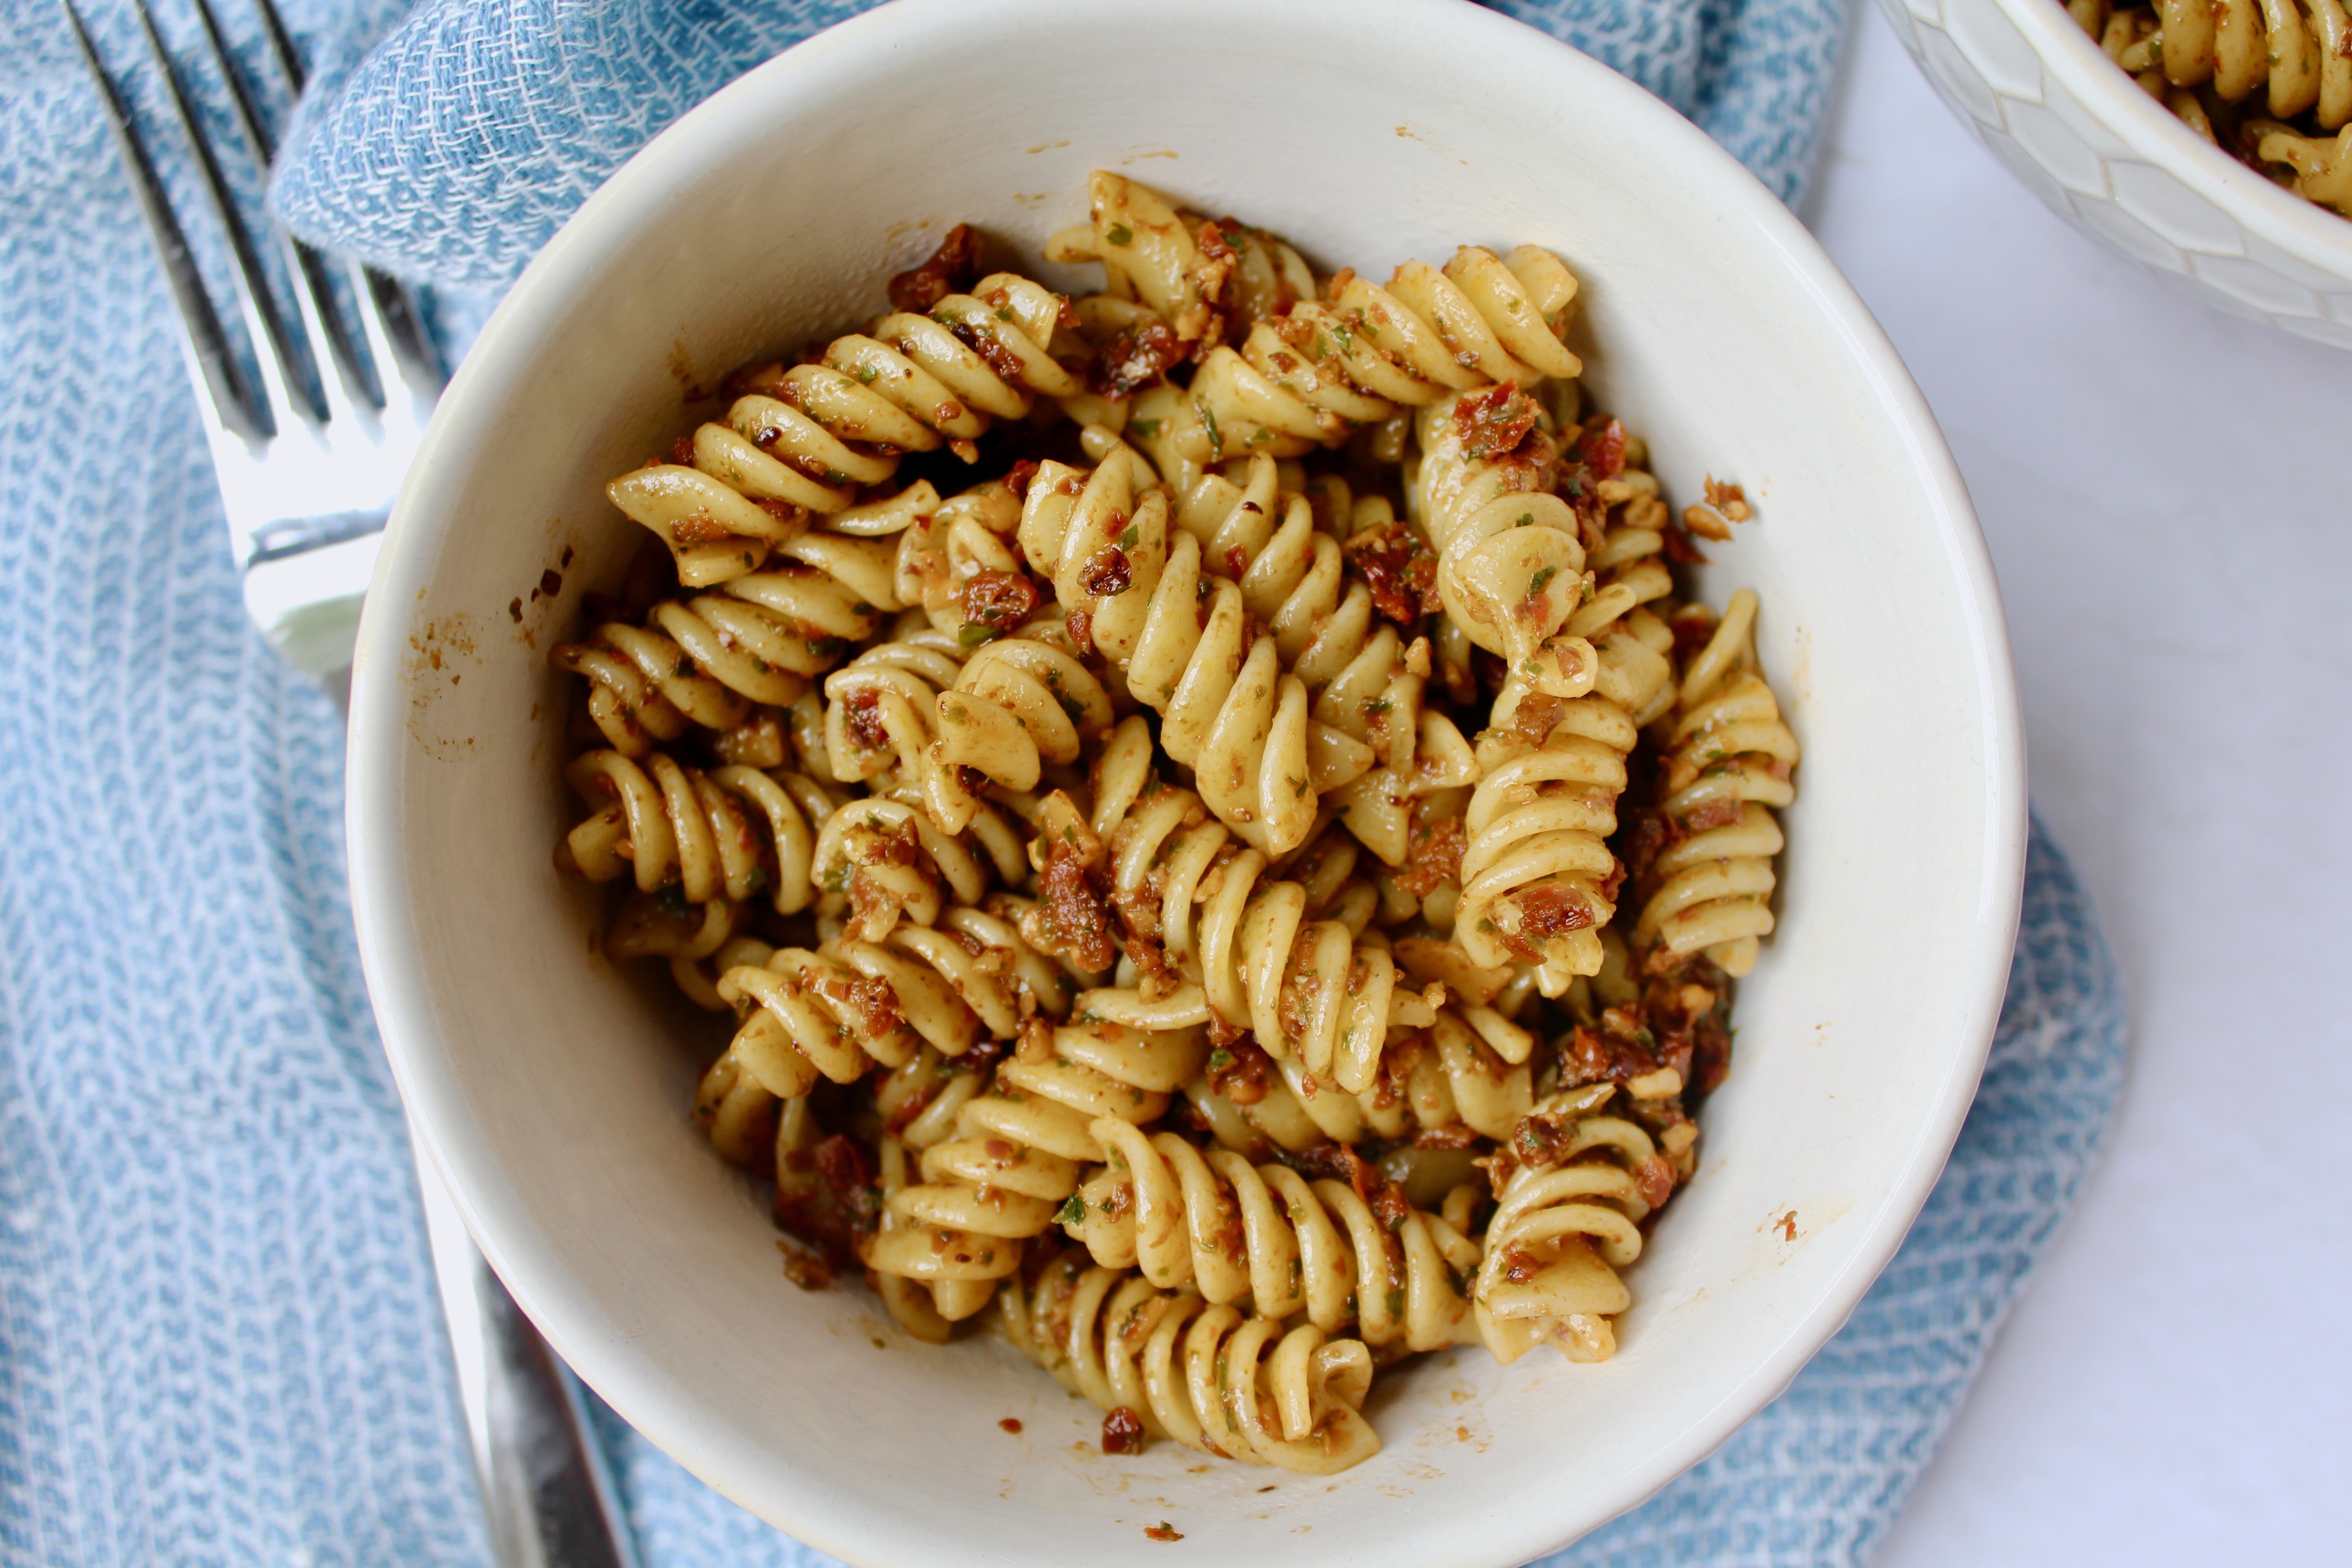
top-left (865, 1014), bottom-right (1208, 1320)
top-left (1173, 457), bottom-right (1481, 844)
top-left (1058, 1117), bottom-right (1482, 1353)
top-left (1188, 245), bottom-right (1585, 459)
top-left (808, 792), bottom-right (1028, 944)
top-left (1018, 453), bottom-right (1377, 855)
top-left (1150, 468), bottom-right (1484, 869)
top-left (1045, 171), bottom-right (1250, 348)
top-left (1449, 431), bottom-right (1682, 993)
top-left (606, 275), bottom-right (1085, 587)
top-left (2253, 122), bottom-right (2352, 213)
top-left (2146, 0), bottom-right (2350, 129)
top-left (999, 1248), bottom-right (1381, 1473)
top-left (553, 491), bottom-right (927, 755)
top-left (1631, 589), bottom-right (1798, 978)
top-left (819, 622), bottom-right (968, 789)
top-left (1029, 717), bottom-right (1444, 1092)
top-left (888, 475), bottom-right (1029, 632)
top-left (1186, 1004), bottom-right (1537, 1154)
top-left (686, 804), bottom-right (1039, 1171)
top-left (1475, 1085), bottom-right (1671, 1364)
top-left (1408, 384), bottom-right (1603, 696)
top-left (927, 618), bottom-right (1117, 833)
top-left (551, 622), bottom-right (755, 758)
top-left (711, 893), bottom-right (1066, 1112)
top-left (819, 609), bottom-right (1120, 840)
top-left (560, 749), bottom-right (838, 917)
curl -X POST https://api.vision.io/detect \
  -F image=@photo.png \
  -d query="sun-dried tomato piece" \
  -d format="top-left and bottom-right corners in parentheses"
top-left (1634, 1154), bottom-right (1677, 1210)
top-left (841, 688), bottom-right (891, 751)
top-left (1455, 382), bottom-right (1540, 461)
top-left (961, 568), bottom-right (1041, 634)
top-left (1559, 1019), bottom-right (1667, 1089)
top-left (1090, 316), bottom-right (1186, 397)
top-left (1102, 1407), bottom-right (1148, 1455)
top-left (1579, 417), bottom-right (1627, 479)
top-left (1514, 884), bottom-right (1594, 938)
top-left (1393, 810), bottom-right (1465, 899)
top-left (1343, 521), bottom-right (1439, 625)
top-left (1205, 1035), bottom-right (1275, 1107)
top-left (777, 1243), bottom-right (833, 1292)
top-left (1038, 839), bottom-right (1117, 973)
top-left (1661, 518), bottom-right (1711, 563)
top-left (887, 223), bottom-right (981, 313)
top-left (946, 314), bottom-right (1028, 382)
top-left (1079, 547), bottom-right (1132, 598)
top-left (775, 1133), bottom-right (882, 1262)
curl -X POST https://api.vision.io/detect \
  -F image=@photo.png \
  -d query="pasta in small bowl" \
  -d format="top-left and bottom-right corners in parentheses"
top-left (346, 0), bottom-right (2024, 1563)
top-left (1880, 0), bottom-right (2352, 346)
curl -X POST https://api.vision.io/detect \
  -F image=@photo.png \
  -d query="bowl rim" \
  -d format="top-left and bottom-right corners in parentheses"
top-left (1979, 0), bottom-right (2352, 267)
top-left (346, 0), bottom-right (2026, 1559)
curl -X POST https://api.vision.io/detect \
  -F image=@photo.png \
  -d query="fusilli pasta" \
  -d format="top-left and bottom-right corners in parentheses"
top-left (2072, 0), bottom-right (2352, 214)
top-left (545, 175), bottom-right (1799, 1475)
top-left (1629, 589), bottom-right (1799, 978)
top-left (1000, 1247), bottom-right (1382, 1473)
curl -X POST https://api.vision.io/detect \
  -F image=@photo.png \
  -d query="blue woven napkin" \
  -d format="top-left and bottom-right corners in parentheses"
top-left (0, 1), bottom-right (2121, 1565)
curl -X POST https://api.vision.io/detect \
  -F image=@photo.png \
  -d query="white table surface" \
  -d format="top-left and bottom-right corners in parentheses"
top-left (1804, 10), bottom-right (2351, 1563)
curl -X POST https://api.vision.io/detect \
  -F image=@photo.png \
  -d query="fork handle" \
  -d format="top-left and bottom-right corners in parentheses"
top-left (481, 1260), bottom-right (645, 1568)
top-left (246, 529), bottom-right (379, 677)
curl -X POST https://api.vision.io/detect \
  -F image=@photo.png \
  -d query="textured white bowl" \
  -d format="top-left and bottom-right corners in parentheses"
top-left (1880, 0), bottom-right (2352, 347)
top-left (346, 1), bottom-right (2025, 1562)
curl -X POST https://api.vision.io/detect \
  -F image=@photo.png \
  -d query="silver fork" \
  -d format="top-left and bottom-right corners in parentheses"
top-left (65, 5), bottom-right (642, 1564)
top-left (63, 0), bottom-right (438, 679)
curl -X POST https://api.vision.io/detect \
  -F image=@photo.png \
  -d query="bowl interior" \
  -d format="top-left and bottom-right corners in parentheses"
top-left (349, 2), bottom-right (2022, 1563)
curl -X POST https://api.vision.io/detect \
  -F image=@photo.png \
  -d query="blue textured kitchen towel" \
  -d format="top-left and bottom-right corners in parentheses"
top-left (264, 0), bottom-right (1852, 293)
top-left (0, 1), bottom-right (2122, 1566)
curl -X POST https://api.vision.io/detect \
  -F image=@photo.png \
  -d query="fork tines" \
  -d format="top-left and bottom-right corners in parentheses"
top-left (61, 0), bottom-right (435, 443)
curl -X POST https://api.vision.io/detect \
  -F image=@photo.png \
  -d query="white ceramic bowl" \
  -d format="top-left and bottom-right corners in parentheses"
top-left (1881, 0), bottom-right (2352, 347)
top-left (347, 1), bottom-right (2025, 1562)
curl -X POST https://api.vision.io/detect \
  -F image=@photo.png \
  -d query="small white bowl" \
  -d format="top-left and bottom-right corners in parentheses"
top-left (347, 1), bottom-right (2024, 1562)
top-left (1881, 0), bottom-right (2352, 347)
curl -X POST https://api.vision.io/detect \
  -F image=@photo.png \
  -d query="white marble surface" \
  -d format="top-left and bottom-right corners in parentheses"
top-left (1805, 10), bottom-right (2352, 1563)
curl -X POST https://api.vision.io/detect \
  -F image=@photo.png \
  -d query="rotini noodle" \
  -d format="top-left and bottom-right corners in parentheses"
top-left (1058, 1116), bottom-right (1482, 1353)
top-left (709, 893), bottom-right (1065, 1121)
top-left (560, 748), bottom-right (835, 916)
top-left (1185, 1004), bottom-right (1537, 1153)
top-left (1031, 717), bottom-right (1445, 1093)
top-left (1630, 588), bottom-right (1799, 977)
top-left (1189, 245), bottom-right (1584, 458)
top-left (2073, 0), bottom-right (2352, 214)
top-left (1000, 1248), bottom-right (1380, 1473)
top-left (545, 177), bottom-right (1803, 1478)
top-left (1410, 382), bottom-right (1600, 696)
top-left (1475, 1083), bottom-right (1670, 1364)
top-left (1017, 454), bottom-right (1377, 855)
top-left (865, 1015), bottom-right (1207, 1320)
top-left (605, 273), bottom-right (1092, 586)
top-left (553, 490), bottom-right (926, 755)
